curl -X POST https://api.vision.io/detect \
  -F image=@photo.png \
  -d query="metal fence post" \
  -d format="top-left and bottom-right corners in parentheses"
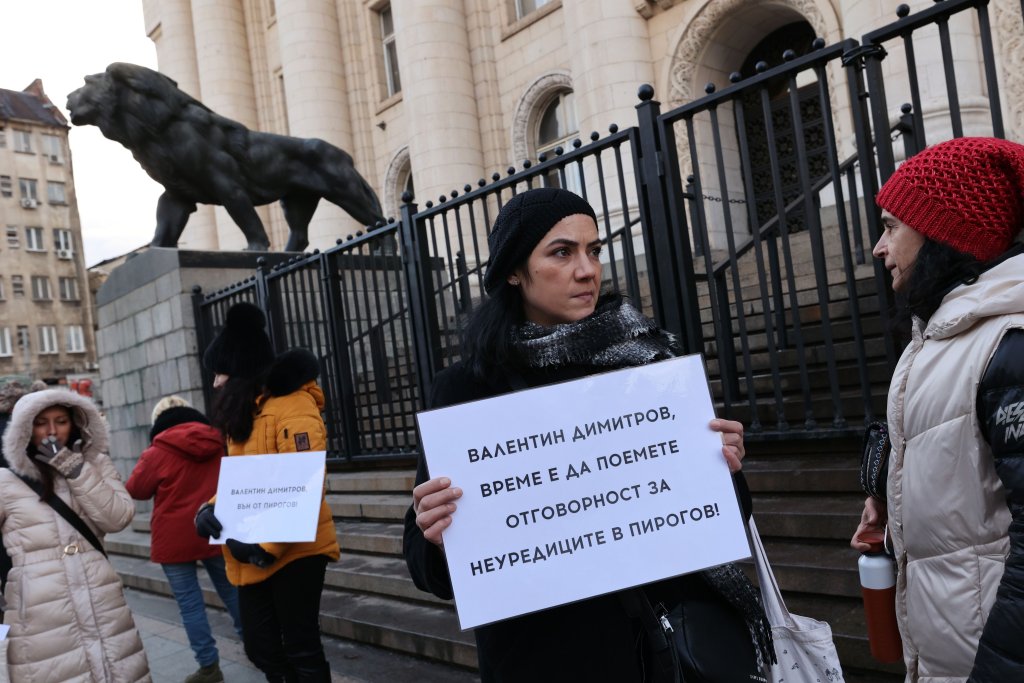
top-left (399, 195), bottom-right (441, 408)
top-left (319, 253), bottom-right (361, 462)
top-left (633, 85), bottom-right (703, 353)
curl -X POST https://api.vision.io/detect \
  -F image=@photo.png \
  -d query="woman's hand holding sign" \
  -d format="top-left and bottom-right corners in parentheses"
top-left (413, 476), bottom-right (463, 547)
top-left (710, 418), bottom-right (745, 473)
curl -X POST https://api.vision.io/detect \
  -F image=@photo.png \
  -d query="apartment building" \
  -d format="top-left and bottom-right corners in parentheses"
top-left (0, 80), bottom-right (97, 382)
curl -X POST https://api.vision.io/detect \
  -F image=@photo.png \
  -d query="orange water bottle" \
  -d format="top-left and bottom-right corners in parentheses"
top-left (856, 529), bottom-right (902, 663)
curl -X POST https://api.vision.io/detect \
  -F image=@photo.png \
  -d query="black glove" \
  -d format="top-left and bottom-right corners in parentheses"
top-left (226, 539), bottom-right (276, 568)
top-left (195, 502), bottom-right (222, 539)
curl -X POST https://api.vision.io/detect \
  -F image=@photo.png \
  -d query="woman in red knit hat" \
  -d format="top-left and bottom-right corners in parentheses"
top-left (851, 137), bottom-right (1024, 681)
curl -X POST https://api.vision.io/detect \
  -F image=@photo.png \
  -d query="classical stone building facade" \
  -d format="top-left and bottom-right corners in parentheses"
top-left (140, 0), bottom-right (1024, 253)
top-left (0, 81), bottom-right (98, 382)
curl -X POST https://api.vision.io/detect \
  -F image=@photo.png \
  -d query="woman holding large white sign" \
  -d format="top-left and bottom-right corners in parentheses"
top-left (195, 303), bottom-right (340, 682)
top-left (404, 188), bottom-right (775, 681)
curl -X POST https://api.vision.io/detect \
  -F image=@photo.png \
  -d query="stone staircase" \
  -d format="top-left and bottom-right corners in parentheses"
top-left (109, 446), bottom-right (903, 681)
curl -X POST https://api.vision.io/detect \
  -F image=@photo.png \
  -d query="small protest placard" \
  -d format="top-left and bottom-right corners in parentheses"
top-left (416, 355), bottom-right (750, 629)
top-left (211, 451), bottom-right (326, 544)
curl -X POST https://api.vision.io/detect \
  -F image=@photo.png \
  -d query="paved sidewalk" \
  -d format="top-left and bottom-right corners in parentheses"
top-left (126, 588), bottom-right (479, 683)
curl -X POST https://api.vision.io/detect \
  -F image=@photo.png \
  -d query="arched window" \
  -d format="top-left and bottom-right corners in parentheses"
top-left (535, 91), bottom-right (580, 191)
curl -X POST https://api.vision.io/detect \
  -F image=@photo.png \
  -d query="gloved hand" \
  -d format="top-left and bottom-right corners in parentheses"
top-left (195, 502), bottom-right (222, 539)
top-left (226, 539), bottom-right (276, 568)
top-left (34, 437), bottom-right (84, 479)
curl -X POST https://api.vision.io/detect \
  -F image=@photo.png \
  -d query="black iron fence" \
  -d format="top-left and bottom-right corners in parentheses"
top-left (194, 0), bottom-right (1016, 464)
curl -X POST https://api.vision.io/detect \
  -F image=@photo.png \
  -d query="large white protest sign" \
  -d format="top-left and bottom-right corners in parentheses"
top-left (417, 355), bottom-right (751, 629)
top-left (211, 451), bottom-right (326, 544)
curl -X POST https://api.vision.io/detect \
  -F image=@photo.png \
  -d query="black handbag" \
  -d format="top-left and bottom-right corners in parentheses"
top-left (860, 421), bottom-right (891, 501)
top-left (667, 593), bottom-right (765, 682)
top-left (620, 585), bottom-right (765, 683)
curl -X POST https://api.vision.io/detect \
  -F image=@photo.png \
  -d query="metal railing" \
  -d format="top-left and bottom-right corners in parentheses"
top-left (194, 0), bottom-right (1015, 462)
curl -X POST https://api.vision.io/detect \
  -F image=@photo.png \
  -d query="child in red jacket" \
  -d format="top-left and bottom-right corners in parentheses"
top-left (127, 396), bottom-right (241, 683)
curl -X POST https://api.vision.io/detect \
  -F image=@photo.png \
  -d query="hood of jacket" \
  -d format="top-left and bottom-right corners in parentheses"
top-left (925, 252), bottom-right (1024, 341)
top-left (151, 421), bottom-right (225, 462)
top-left (2, 388), bottom-right (109, 481)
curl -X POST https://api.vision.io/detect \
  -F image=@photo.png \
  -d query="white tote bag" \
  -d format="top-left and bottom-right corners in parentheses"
top-left (750, 518), bottom-right (845, 683)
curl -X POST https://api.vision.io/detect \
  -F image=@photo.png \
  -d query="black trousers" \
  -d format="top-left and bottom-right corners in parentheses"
top-left (238, 554), bottom-right (331, 682)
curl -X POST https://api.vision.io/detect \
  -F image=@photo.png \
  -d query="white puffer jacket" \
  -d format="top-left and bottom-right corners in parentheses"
top-left (886, 253), bottom-right (1024, 682)
top-left (0, 389), bottom-right (149, 682)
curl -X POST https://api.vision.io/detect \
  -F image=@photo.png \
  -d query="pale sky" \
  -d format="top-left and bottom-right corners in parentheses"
top-left (0, 1), bottom-right (161, 267)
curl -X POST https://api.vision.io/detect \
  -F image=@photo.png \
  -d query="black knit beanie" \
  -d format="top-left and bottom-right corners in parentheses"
top-left (150, 406), bottom-right (211, 442)
top-left (483, 187), bottom-right (597, 293)
top-left (202, 302), bottom-right (275, 378)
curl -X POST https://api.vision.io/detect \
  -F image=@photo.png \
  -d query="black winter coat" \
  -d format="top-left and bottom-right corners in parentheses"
top-left (403, 359), bottom-right (753, 682)
top-left (970, 328), bottom-right (1024, 681)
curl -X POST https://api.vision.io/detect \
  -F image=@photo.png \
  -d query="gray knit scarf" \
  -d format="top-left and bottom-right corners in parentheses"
top-left (511, 295), bottom-right (777, 671)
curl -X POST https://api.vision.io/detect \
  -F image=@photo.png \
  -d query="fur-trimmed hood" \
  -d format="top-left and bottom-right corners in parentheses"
top-left (265, 347), bottom-right (320, 397)
top-left (2, 389), bottom-right (110, 481)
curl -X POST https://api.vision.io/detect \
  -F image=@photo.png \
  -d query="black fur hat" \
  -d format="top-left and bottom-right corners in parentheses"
top-left (150, 406), bottom-right (211, 442)
top-left (202, 302), bottom-right (275, 378)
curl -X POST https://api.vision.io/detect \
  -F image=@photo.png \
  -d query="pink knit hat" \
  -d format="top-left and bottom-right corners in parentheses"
top-left (876, 137), bottom-right (1024, 261)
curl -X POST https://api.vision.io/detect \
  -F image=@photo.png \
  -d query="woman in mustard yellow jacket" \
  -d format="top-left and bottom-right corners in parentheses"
top-left (195, 302), bottom-right (339, 682)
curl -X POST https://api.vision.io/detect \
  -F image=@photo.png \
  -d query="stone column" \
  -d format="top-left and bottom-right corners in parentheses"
top-left (562, 1), bottom-right (655, 143)
top-left (391, 0), bottom-right (485, 206)
top-left (561, 2), bottom-right (654, 230)
top-left (275, 0), bottom-right (360, 245)
top-left (144, 0), bottom-right (218, 249)
top-left (190, 0), bottom-right (270, 250)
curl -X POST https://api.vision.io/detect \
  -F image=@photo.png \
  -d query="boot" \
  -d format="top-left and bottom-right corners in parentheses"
top-left (184, 662), bottom-right (224, 683)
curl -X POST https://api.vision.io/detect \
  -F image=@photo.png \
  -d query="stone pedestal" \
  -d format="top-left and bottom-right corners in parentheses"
top-left (95, 248), bottom-right (289, 479)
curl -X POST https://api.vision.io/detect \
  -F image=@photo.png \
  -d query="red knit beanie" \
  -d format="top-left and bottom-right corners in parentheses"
top-left (876, 137), bottom-right (1024, 261)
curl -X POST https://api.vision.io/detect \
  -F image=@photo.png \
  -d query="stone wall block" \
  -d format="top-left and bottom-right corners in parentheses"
top-left (135, 309), bottom-right (155, 342)
top-left (155, 271), bottom-right (183, 303)
top-left (124, 372), bottom-right (143, 405)
top-left (142, 366), bottom-right (161, 401)
top-left (146, 337), bottom-right (168, 366)
top-left (152, 301), bottom-right (174, 337)
top-left (157, 360), bottom-right (181, 396)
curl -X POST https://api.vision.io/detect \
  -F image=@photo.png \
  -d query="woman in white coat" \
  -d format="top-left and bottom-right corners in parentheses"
top-left (0, 389), bottom-right (150, 682)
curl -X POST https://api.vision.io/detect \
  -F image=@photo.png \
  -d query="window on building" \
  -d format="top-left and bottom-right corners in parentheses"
top-left (0, 126), bottom-right (6, 148)
top-left (515, 0), bottom-right (552, 20)
top-left (59, 276), bottom-right (79, 301)
top-left (25, 226), bottom-right (44, 251)
top-left (16, 326), bottom-right (29, 353)
top-left (39, 326), bottom-right (58, 355)
top-left (379, 5), bottom-right (401, 97)
top-left (536, 90), bottom-right (580, 192)
top-left (65, 325), bottom-right (85, 353)
top-left (31, 276), bottom-right (52, 301)
top-left (11, 276), bottom-right (24, 298)
top-left (0, 176), bottom-right (11, 198)
top-left (47, 182), bottom-right (66, 205)
top-left (13, 130), bottom-right (32, 154)
top-left (0, 277), bottom-right (5, 300)
top-left (54, 229), bottom-right (73, 255)
top-left (273, 70), bottom-right (290, 134)
top-left (42, 134), bottom-right (63, 164)
top-left (0, 328), bottom-right (10, 357)
top-left (19, 178), bottom-right (38, 203)
top-left (6, 227), bottom-right (19, 248)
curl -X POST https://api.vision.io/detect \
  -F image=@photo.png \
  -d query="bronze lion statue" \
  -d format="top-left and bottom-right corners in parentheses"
top-left (66, 62), bottom-right (384, 251)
